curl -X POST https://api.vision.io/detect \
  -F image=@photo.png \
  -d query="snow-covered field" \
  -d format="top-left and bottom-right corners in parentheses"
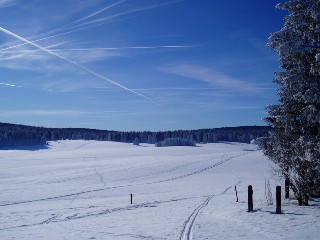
top-left (0, 140), bottom-right (319, 239)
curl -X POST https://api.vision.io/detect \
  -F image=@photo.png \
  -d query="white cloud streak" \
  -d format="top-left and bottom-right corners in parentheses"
top-left (50, 45), bottom-right (195, 51)
top-left (0, 26), bottom-right (160, 106)
top-left (73, 0), bottom-right (126, 24)
top-left (0, 82), bottom-right (22, 87)
top-left (0, 0), bottom-right (177, 52)
top-left (160, 63), bottom-right (258, 92)
top-left (0, 110), bottom-right (90, 117)
top-left (0, 0), bottom-right (15, 8)
top-left (0, 45), bottom-right (192, 65)
top-left (73, 0), bottom-right (184, 28)
top-left (0, 17), bottom-right (130, 52)
top-left (37, 0), bottom-right (127, 41)
top-left (0, 109), bottom-right (143, 117)
top-left (1, 41), bottom-right (70, 61)
top-left (0, 0), bottom-right (184, 53)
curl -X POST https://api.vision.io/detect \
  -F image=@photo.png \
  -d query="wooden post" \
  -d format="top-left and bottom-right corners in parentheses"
top-left (235, 186), bottom-right (238, 202)
top-left (248, 185), bottom-right (253, 212)
top-left (285, 178), bottom-right (289, 199)
top-left (276, 186), bottom-right (281, 214)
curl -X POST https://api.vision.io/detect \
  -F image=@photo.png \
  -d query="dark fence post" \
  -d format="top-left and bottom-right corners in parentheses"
top-left (248, 185), bottom-right (253, 212)
top-left (235, 186), bottom-right (238, 202)
top-left (130, 194), bottom-right (133, 204)
top-left (285, 178), bottom-right (289, 199)
top-left (276, 186), bottom-right (281, 214)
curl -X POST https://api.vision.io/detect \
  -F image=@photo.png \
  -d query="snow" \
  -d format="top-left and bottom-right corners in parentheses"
top-left (0, 140), bottom-right (319, 239)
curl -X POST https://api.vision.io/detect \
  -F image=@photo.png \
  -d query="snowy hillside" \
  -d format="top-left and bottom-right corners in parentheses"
top-left (0, 141), bottom-right (319, 239)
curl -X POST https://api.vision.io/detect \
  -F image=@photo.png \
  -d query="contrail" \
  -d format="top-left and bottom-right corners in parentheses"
top-left (0, 0), bottom-right (183, 52)
top-left (2, 41), bottom-right (72, 60)
top-left (0, 26), bottom-right (160, 105)
top-left (50, 45), bottom-right (196, 51)
top-left (41, 0), bottom-right (126, 36)
top-left (73, 0), bottom-right (185, 28)
top-left (0, 17), bottom-right (129, 52)
top-left (74, 0), bottom-right (126, 24)
top-left (0, 30), bottom-right (83, 52)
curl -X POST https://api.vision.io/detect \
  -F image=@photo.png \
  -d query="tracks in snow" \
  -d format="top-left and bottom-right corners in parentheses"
top-left (179, 195), bottom-right (214, 240)
top-left (150, 153), bottom-right (248, 185)
top-left (179, 183), bottom-right (240, 240)
top-left (0, 196), bottom-right (198, 231)
top-left (1, 148), bottom-right (246, 236)
top-left (0, 152), bottom-right (249, 207)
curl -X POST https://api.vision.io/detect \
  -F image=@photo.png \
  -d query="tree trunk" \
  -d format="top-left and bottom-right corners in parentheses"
top-left (285, 178), bottom-right (290, 199)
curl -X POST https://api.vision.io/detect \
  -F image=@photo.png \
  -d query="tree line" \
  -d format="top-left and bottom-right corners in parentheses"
top-left (0, 122), bottom-right (271, 148)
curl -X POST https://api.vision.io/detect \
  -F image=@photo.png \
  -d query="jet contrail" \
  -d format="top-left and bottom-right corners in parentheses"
top-left (74, 0), bottom-right (126, 24)
top-left (0, 1), bottom-right (183, 52)
top-left (41, 0), bottom-right (126, 36)
top-left (73, 0), bottom-right (185, 28)
top-left (0, 26), bottom-right (160, 105)
top-left (49, 45), bottom-right (196, 51)
top-left (0, 30), bottom-right (83, 52)
top-left (0, 17), bottom-right (130, 52)
top-left (2, 41), bottom-right (72, 60)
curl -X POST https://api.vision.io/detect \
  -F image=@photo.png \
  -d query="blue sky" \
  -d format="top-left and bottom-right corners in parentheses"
top-left (0, 0), bottom-right (286, 131)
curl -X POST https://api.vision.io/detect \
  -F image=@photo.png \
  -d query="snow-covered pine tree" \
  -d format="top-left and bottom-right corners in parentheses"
top-left (261, 0), bottom-right (320, 206)
top-left (133, 137), bottom-right (140, 146)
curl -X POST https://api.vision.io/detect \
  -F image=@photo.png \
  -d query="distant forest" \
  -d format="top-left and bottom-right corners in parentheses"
top-left (0, 122), bottom-right (272, 148)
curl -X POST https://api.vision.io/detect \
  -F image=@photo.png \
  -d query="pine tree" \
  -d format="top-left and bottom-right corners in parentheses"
top-left (261, 0), bottom-right (320, 205)
top-left (133, 137), bottom-right (140, 146)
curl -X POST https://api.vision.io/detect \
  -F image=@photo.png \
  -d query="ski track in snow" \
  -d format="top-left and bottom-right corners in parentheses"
top-left (179, 195), bottom-right (215, 240)
top-left (0, 148), bottom-right (248, 235)
top-left (0, 152), bottom-right (250, 207)
top-left (0, 196), bottom-right (200, 231)
top-left (1, 142), bottom-right (319, 239)
top-left (179, 182), bottom-right (241, 240)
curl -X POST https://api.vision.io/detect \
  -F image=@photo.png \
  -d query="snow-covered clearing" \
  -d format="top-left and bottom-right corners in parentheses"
top-left (0, 141), bottom-right (319, 239)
